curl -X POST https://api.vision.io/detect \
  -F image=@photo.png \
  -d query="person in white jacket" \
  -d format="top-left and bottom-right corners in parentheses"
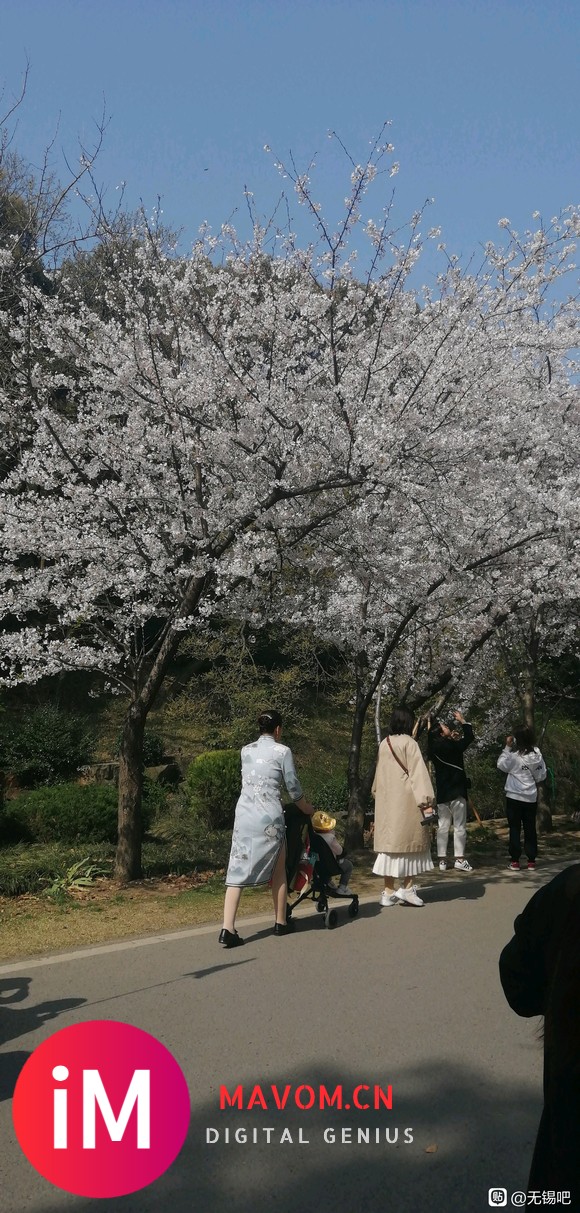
top-left (497, 726), bottom-right (547, 872)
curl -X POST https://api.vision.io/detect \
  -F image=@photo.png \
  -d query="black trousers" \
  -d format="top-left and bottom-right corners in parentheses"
top-left (506, 797), bottom-right (538, 862)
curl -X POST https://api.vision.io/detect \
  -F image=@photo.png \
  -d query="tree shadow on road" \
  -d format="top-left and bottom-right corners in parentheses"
top-left (28, 1058), bottom-right (540, 1213)
top-left (0, 977), bottom-right (86, 1102)
top-left (425, 878), bottom-right (487, 903)
top-left (186, 960), bottom-right (257, 979)
top-left (399, 858), bottom-right (577, 905)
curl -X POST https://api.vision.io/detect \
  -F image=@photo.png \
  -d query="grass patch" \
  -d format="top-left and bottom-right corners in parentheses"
top-left (1, 820), bottom-right (579, 963)
top-left (0, 829), bottom-right (233, 898)
top-left (0, 882), bottom-right (275, 962)
top-left (0, 843), bottom-right (114, 897)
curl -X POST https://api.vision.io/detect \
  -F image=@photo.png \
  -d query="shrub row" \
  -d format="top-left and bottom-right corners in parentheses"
top-left (185, 750), bottom-right (349, 831)
top-left (1, 781), bottom-right (158, 845)
top-left (0, 741), bottom-right (349, 846)
top-left (186, 750), bottom-right (241, 829)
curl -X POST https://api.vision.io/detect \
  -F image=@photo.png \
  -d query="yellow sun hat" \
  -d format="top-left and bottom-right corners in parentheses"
top-left (311, 810), bottom-right (336, 833)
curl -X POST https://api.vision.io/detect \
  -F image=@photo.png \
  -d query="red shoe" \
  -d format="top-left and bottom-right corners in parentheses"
top-left (527, 861), bottom-right (536, 871)
top-left (508, 861), bottom-right (521, 872)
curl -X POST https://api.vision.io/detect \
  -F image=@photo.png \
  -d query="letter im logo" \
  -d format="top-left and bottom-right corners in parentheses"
top-left (13, 1020), bottom-right (190, 1198)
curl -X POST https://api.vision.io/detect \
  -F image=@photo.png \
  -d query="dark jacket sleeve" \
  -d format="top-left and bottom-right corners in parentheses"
top-left (499, 888), bottom-right (551, 1017)
top-left (499, 865), bottom-right (580, 1017)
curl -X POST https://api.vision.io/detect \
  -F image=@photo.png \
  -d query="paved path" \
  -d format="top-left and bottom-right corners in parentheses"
top-left (0, 863), bottom-right (566, 1213)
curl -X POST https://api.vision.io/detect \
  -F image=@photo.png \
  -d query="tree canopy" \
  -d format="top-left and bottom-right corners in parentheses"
top-left (1, 128), bottom-right (579, 870)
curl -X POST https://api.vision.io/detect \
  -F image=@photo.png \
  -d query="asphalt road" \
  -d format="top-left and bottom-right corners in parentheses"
top-left (0, 863), bottom-right (564, 1213)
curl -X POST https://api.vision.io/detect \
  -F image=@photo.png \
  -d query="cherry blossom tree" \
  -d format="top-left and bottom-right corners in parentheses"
top-left (290, 503), bottom-right (576, 847)
top-left (1, 76), bottom-right (108, 492)
top-left (258, 170), bottom-right (580, 846)
top-left (0, 219), bottom-right (381, 879)
top-left (1, 126), bottom-right (579, 874)
top-left (483, 584), bottom-right (580, 830)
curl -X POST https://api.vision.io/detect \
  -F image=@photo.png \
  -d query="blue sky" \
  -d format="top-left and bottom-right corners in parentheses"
top-left (1, 0), bottom-right (579, 280)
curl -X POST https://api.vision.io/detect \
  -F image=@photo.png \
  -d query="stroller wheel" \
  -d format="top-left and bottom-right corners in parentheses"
top-left (348, 898), bottom-right (359, 918)
top-left (317, 898), bottom-right (327, 913)
top-left (286, 906), bottom-right (293, 922)
top-left (324, 909), bottom-right (338, 929)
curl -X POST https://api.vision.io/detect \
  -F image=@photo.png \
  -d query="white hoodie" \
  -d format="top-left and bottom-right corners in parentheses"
top-left (497, 746), bottom-right (547, 802)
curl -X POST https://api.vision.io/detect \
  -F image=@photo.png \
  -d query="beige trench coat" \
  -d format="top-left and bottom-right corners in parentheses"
top-left (372, 734), bottom-right (435, 854)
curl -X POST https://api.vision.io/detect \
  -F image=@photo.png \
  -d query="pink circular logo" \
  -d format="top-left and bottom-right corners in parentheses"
top-left (12, 1020), bottom-right (190, 1198)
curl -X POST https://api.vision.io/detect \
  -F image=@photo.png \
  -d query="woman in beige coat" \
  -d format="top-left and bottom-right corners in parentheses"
top-left (372, 706), bottom-right (435, 907)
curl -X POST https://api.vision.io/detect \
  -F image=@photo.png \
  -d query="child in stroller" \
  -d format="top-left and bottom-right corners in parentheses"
top-left (311, 810), bottom-right (353, 893)
top-left (284, 804), bottom-right (359, 928)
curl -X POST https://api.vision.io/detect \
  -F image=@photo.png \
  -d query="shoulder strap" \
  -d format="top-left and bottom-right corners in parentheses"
top-left (433, 755), bottom-right (465, 773)
top-left (387, 735), bottom-right (409, 777)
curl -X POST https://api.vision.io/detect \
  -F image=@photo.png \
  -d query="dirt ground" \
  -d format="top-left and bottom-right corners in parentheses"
top-left (1, 815), bottom-right (578, 963)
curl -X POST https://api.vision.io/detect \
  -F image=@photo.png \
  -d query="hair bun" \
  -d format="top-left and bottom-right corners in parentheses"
top-left (257, 709), bottom-right (283, 734)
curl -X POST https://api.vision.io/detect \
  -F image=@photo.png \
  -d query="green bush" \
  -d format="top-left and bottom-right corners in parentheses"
top-left (0, 705), bottom-right (94, 786)
top-left (464, 752), bottom-right (505, 820)
top-left (186, 750), bottom-right (241, 830)
top-left (149, 797), bottom-right (232, 864)
top-left (11, 783), bottom-right (153, 844)
top-left (0, 805), bottom-right (32, 845)
top-left (310, 773), bottom-right (349, 819)
top-left (142, 776), bottom-right (169, 819)
top-left (142, 730), bottom-right (166, 766)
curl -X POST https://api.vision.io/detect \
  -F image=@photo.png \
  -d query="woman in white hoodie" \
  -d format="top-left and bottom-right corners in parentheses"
top-left (497, 726), bottom-right (547, 872)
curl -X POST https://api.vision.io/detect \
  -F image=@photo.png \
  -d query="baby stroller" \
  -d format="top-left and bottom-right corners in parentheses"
top-left (284, 804), bottom-right (359, 929)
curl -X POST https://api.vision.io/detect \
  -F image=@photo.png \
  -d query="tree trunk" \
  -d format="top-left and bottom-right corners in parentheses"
top-left (537, 782), bottom-right (553, 834)
top-left (345, 713), bottom-right (364, 849)
top-left (520, 665), bottom-right (552, 833)
top-left (522, 680), bottom-right (535, 732)
top-left (345, 695), bottom-right (378, 850)
top-left (113, 574), bottom-right (210, 882)
top-left (345, 700), bottom-right (368, 850)
top-left (115, 706), bottom-right (147, 882)
top-left (345, 784), bottom-right (366, 852)
top-left (374, 682), bottom-right (383, 745)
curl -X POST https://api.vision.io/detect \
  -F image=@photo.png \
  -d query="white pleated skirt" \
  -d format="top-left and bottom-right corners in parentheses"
top-left (372, 850), bottom-right (434, 878)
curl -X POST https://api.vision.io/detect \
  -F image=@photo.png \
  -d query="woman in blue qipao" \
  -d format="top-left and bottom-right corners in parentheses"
top-left (219, 710), bottom-right (315, 947)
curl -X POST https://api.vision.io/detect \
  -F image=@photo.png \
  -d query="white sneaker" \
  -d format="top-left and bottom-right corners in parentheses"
top-left (337, 885), bottom-right (352, 896)
top-left (454, 858), bottom-right (473, 872)
top-left (380, 890), bottom-right (398, 907)
top-left (396, 885), bottom-right (425, 907)
top-left (438, 859), bottom-right (447, 871)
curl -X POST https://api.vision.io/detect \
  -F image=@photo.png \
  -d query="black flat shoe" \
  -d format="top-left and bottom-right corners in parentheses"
top-left (273, 922), bottom-right (295, 936)
top-left (219, 928), bottom-right (244, 948)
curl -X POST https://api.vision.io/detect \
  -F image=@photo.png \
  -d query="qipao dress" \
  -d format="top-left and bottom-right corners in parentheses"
top-left (225, 734), bottom-right (304, 887)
